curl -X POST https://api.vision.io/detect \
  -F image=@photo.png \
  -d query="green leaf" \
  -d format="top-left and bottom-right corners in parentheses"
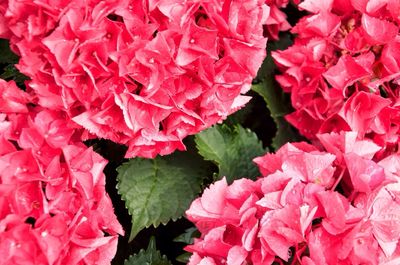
top-left (194, 124), bottom-right (265, 183)
top-left (252, 79), bottom-right (301, 150)
top-left (173, 227), bottom-right (200, 263)
top-left (173, 227), bottom-right (199, 244)
top-left (117, 151), bottom-right (208, 241)
top-left (252, 78), bottom-right (288, 117)
top-left (124, 237), bottom-right (171, 265)
top-left (176, 252), bottom-right (192, 264)
top-left (252, 33), bottom-right (302, 150)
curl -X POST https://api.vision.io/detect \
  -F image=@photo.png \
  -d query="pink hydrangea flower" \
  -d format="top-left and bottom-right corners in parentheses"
top-left (272, 0), bottom-right (400, 158)
top-left (1, 0), bottom-right (269, 158)
top-left (186, 142), bottom-right (400, 264)
top-left (0, 80), bottom-right (123, 264)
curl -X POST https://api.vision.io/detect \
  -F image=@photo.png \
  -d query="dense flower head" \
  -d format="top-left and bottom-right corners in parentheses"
top-left (0, 0), bottom-right (269, 158)
top-left (185, 141), bottom-right (400, 265)
top-left (0, 79), bottom-right (123, 264)
top-left (272, 0), bottom-right (400, 158)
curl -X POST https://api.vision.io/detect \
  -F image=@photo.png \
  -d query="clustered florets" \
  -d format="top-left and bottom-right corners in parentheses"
top-left (4, 0), bottom-right (398, 264)
top-left (272, 0), bottom-right (400, 159)
top-left (185, 0), bottom-right (400, 264)
top-left (186, 140), bottom-right (400, 265)
top-left (0, 0), bottom-right (270, 158)
top-left (0, 79), bottom-right (123, 264)
top-left (0, 0), bottom-right (273, 263)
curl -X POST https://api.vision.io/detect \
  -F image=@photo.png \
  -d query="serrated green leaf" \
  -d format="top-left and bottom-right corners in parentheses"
top-left (195, 124), bottom-right (264, 183)
top-left (176, 252), bottom-right (192, 263)
top-left (173, 227), bottom-right (200, 263)
top-left (173, 227), bottom-right (199, 244)
top-left (124, 237), bottom-right (171, 265)
top-left (117, 151), bottom-right (208, 241)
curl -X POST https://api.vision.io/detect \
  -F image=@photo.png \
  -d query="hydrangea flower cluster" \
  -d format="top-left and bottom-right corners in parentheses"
top-left (0, 80), bottom-right (123, 264)
top-left (185, 1), bottom-right (400, 263)
top-left (0, 0), bottom-right (269, 158)
top-left (185, 140), bottom-right (400, 265)
top-left (272, 0), bottom-right (400, 158)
